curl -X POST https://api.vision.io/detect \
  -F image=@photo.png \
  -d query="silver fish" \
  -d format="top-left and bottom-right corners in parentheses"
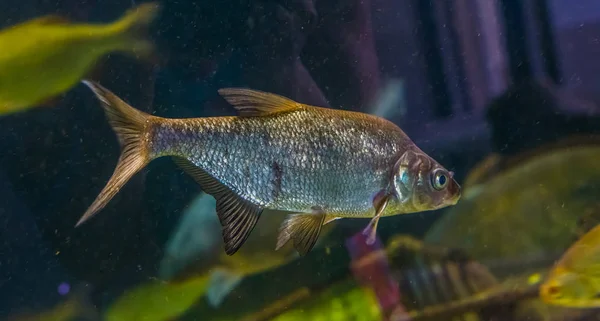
top-left (77, 80), bottom-right (461, 256)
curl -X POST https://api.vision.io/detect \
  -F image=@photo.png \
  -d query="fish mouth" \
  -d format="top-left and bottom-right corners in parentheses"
top-left (448, 180), bottom-right (462, 205)
top-left (450, 191), bottom-right (461, 205)
top-left (446, 197), bottom-right (459, 206)
top-left (438, 197), bottom-right (459, 209)
top-left (436, 183), bottom-right (461, 208)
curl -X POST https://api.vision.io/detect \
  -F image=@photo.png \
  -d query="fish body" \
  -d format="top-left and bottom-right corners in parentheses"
top-left (0, 2), bottom-right (160, 115)
top-left (540, 223), bottom-right (600, 308)
top-left (155, 105), bottom-right (420, 218)
top-left (78, 81), bottom-right (460, 256)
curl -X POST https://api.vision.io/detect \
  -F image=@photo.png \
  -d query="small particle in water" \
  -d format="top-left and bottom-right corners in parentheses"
top-left (528, 273), bottom-right (541, 285)
top-left (58, 282), bottom-right (70, 295)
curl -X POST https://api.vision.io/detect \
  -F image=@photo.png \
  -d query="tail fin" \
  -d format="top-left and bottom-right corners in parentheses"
top-left (112, 2), bottom-right (162, 60)
top-left (77, 80), bottom-right (153, 227)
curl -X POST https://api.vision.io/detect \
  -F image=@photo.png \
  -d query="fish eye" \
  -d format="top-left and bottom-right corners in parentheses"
top-left (431, 169), bottom-right (449, 191)
top-left (546, 285), bottom-right (563, 298)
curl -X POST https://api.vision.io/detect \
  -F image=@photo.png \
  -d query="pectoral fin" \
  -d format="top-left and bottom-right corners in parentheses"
top-left (173, 157), bottom-right (262, 255)
top-left (363, 190), bottom-right (391, 245)
top-left (206, 269), bottom-right (244, 307)
top-left (276, 210), bottom-right (326, 256)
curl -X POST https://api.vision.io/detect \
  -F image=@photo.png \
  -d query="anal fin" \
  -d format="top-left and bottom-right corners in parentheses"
top-left (172, 157), bottom-right (209, 186)
top-left (276, 210), bottom-right (326, 256)
top-left (173, 157), bottom-right (262, 255)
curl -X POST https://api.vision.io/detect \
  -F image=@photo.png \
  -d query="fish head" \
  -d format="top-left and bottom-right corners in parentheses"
top-left (540, 270), bottom-right (600, 308)
top-left (392, 150), bottom-right (461, 212)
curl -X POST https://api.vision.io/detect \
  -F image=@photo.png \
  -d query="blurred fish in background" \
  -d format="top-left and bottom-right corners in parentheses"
top-left (159, 193), bottom-right (221, 281)
top-left (103, 275), bottom-right (210, 321)
top-left (541, 223), bottom-right (600, 308)
top-left (368, 78), bottom-right (407, 122)
top-left (0, 2), bottom-right (160, 116)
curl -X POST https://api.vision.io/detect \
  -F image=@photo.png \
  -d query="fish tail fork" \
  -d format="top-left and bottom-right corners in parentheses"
top-left (77, 80), bottom-right (154, 227)
top-left (112, 2), bottom-right (161, 60)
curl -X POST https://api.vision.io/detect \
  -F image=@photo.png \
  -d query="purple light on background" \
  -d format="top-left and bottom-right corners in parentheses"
top-left (58, 282), bottom-right (70, 296)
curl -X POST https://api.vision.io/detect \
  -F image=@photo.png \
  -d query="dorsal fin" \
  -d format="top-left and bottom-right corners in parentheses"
top-left (27, 15), bottom-right (71, 26)
top-left (218, 88), bottom-right (303, 117)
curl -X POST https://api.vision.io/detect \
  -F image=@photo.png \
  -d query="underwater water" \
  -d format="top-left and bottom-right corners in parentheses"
top-left (2, 0), bottom-right (600, 320)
